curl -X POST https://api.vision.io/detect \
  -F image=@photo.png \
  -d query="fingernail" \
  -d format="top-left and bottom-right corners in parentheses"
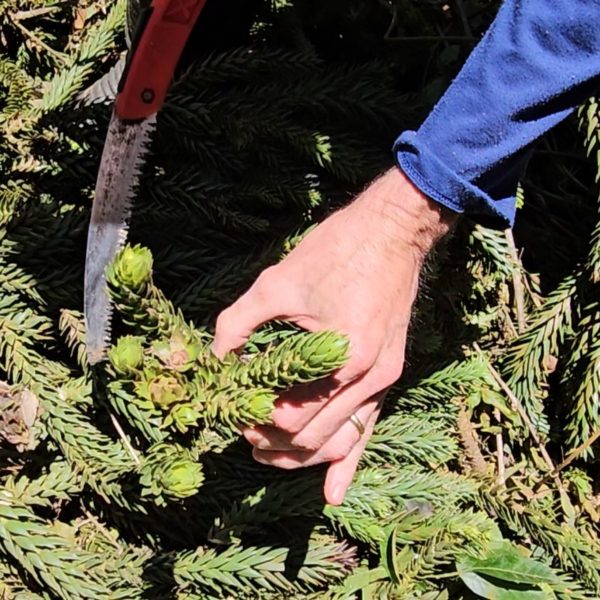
top-left (328, 484), bottom-right (345, 506)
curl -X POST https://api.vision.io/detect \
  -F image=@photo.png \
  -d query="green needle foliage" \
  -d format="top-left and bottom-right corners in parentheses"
top-left (0, 1), bottom-right (598, 598)
top-left (0, 502), bottom-right (124, 599)
top-left (231, 330), bottom-right (349, 389)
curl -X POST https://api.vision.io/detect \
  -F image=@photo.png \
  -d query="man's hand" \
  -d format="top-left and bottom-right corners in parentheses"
top-left (212, 168), bottom-right (456, 505)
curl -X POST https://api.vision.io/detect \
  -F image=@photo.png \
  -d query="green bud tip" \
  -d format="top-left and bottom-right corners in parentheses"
top-left (108, 335), bottom-right (145, 375)
top-left (249, 390), bottom-right (276, 421)
top-left (161, 459), bottom-right (204, 498)
top-left (110, 244), bottom-right (153, 290)
top-left (307, 331), bottom-right (349, 367)
top-left (167, 403), bottom-right (201, 433)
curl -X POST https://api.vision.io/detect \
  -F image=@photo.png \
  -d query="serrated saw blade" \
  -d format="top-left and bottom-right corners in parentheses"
top-left (84, 110), bottom-right (156, 365)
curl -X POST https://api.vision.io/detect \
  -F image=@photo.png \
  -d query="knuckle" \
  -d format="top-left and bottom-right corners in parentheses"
top-left (344, 348), bottom-right (378, 379)
top-left (343, 425), bottom-right (363, 451)
top-left (332, 447), bottom-right (351, 462)
top-left (376, 361), bottom-right (404, 387)
top-left (324, 450), bottom-right (345, 462)
top-left (252, 448), bottom-right (301, 470)
top-left (251, 448), bottom-right (270, 465)
top-left (215, 308), bottom-right (235, 336)
top-left (271, 413), bottom-right (304, 434)
top-left (325, 441), bottom-right (356, 462)
top-left (272, 460), bottom-right (297, 471)
top-left (281, 464), bottom-right (298, 471)
top-left (350, 429), bottom-right (362, 449)
top-left (368, 351), bottom-right (405, 388)
top-left (291, 431), bottom-right (324, 452)
top-left (243, 269), bottom-right (281, 308)
top-left (279, 422), bottom-right (304, 435)
top-left (253, 266), bottom-right (281, 294)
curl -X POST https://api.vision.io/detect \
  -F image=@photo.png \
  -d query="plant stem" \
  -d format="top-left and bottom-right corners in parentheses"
top-left (11, 18), bottom-right (67, 65)
top-left (109, 413), bottom-right (141, 466)
top-left (505, 229), bottom-right (527, 331)
top-left (536, 429), bottom-right (600, 488)
top-left (473, 344), bottom-right (560, 485)
top-left (13, 7), bottom-right (61, 21)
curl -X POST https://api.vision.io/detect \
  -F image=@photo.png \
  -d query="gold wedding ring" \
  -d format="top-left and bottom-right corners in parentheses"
top-left (349, 413), bottom-right (365, 436)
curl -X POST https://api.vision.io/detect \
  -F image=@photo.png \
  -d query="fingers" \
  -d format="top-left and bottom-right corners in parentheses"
top-left (250, 418), bottom-right (360, 469)
top-left (261, 352), bottom-right (382, 436)
top-left (251, 396), bottom-right (380, 470)
top-left (264, 342), bottom-right (387, 435)
top-left (267, 377), bottom-right (347, 435)
top-left (267, 358), bottom-right (400, 445)
top-left (269, 326), bottom-right (405, 434)
top-left (212, 302), bottom-right (270, 359)
top-left (324, 398), bottom-right (382, 505)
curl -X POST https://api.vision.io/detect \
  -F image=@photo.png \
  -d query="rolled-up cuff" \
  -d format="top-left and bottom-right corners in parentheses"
top-left (394, 131), bottom-right (516, 230)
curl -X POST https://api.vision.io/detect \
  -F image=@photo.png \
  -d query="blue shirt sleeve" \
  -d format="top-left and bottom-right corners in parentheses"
top-left (394, 0), bottom-right (600, 229)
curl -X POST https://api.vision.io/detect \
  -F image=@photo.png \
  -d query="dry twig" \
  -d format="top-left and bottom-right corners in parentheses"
top-left (10, 17), bottom-right (67, 64)
top-left (473, 344), bottom-right (561, 489)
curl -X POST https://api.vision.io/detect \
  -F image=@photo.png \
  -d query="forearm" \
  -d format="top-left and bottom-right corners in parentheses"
top-left (395, 0), bottom-right (600, 228)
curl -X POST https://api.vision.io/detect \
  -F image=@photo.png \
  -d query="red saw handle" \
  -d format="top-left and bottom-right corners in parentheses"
top-left (116, 0), bottom-right (208, 120)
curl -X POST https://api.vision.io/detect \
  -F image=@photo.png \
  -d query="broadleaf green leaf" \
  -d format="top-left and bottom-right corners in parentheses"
top-left (379, 524), bottom-right (400, 584)
top-left (459, 570), bottom-right (551, 599)
top-left (458, 541), bottom-right (560, 600)
top-left (458, 541), bottom-right (558, 586)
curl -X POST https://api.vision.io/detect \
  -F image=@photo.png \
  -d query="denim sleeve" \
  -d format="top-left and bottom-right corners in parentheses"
top-left (394, 0), bottom-right (600, 229)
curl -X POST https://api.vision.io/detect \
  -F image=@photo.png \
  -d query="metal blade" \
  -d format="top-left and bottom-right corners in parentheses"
top-left (84, 109), bottom-right (156, 365)
top-left (78, 58), bottom-right (125, 106)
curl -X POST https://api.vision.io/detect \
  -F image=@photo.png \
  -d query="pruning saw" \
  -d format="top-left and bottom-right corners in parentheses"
top-left (84, 0), bottom-right (208, 364)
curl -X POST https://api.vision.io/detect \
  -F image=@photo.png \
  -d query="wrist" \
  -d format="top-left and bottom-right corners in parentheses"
top-left (354, 168), bottom-right (457, 260)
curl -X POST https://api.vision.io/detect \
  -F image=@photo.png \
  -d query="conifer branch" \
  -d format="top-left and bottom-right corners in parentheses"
top-left (390, 357), bottom-right (493, 411)
top-left (0, 502), bottom-right (116, 599)
top-left (501, 273), bottom-right (579, 434)
top-left (10, 18), bottom-right (67, 64)
top-left (1, 5), bottom-right (599, 598)
top-left (476, 344), bottom-right (559, 480)
top-left (365, 413), bottom-right (458, 467)
top-left (2, 460), bottom-right (82, 508)
top-left (561, 302), bottom-right (600, 456)
top-left (230, 330), bottom-right (349, 389)
top-left (58, 309), bottom-right (89, 371)
top-left (171, 538), bottom-right (355, 595)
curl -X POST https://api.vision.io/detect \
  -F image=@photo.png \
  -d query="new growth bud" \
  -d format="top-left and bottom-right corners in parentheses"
top-left (152, 330), bottom-right (203, 372)
top-left (136, 371), bottom-right (188, 410)
top-left (165, 403), bottom-right (202, 433)
top-left (139, 442), bottom-right (204, 503)
top-left (108, 336), bottom-right (145, 376)
top-left (108, 245), bottom-right (153, 291)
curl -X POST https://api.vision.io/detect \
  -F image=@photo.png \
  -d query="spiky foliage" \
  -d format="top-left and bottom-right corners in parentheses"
top-left (106, 245), bottom-right (178, 335)
top-left (0, 1), bottom-right (598, 599)
top-left (231, 330), bottom-right (349, 389)
top-left (0, 501), bottom-right (144, 600)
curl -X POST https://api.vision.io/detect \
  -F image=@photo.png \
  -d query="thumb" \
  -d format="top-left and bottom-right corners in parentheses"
top-left (212, 290), bottom-right (276, 359)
